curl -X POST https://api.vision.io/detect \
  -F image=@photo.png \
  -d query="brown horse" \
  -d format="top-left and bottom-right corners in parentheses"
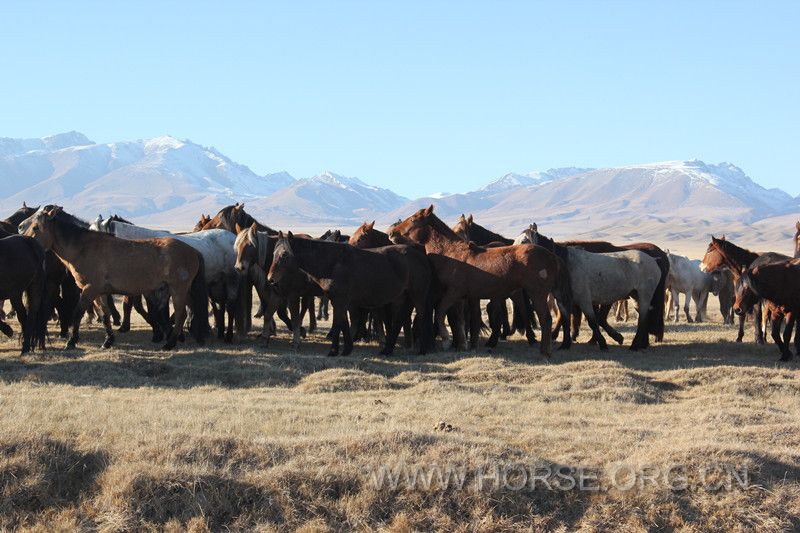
top-left (389, 206), bottom-right (564, 356)
top-left (268, 232), bottom-right (433, 356)
top-left (194, 214), bottom-right (211, 232)
top-left (735, 258), bottom-right (800, 360)
top-left (20, 206), bottom-right (209, 350)
top-left (234, 224), bottom-right (321, 349)
top-left (452, 214), bottom-right (537, 348)
top-left (202, 203), bottom-right (276, 234)
top-left (700, 236), bottom-right (793, 345)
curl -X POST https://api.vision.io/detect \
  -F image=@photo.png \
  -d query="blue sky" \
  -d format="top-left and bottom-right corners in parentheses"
top-left (1, 1), bottom-right (798, 197)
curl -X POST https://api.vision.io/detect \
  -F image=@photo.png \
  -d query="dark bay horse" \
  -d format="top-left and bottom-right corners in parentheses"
top-left (389, 206), bottom-right (566, 356)
top-left (700, 236), bottom-right (794, 346)
top-left (234, 224), bottom-right (321, 348)
top-left (202, 203), bottom-right (277, 234)
top-left (735, 258), bottom-right (800, 360)
top-left (0, 234), bottom-right (48, 354)
top-left (0, 203), bottom-right (38, 234)
top-left (268, 232), bottom-right (433, 356)
top-left (20, 206), bottom-right (209, 350)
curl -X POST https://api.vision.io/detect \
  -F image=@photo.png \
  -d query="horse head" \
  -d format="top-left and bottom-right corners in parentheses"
top-left (733, 268), bottom-right (760, 316)
top-left (268, 231), bottom-right (298, 284)
top-left (389, 205), bottom-right (437, 245)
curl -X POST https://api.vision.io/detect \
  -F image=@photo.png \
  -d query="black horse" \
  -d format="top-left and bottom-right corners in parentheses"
top-left (0, 233), bottom-right (49, 354)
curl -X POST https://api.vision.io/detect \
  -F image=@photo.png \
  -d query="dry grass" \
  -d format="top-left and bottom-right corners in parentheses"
top-left (1, 300), bottom-right (799, 532)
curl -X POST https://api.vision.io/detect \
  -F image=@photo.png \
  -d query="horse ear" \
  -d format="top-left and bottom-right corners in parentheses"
top-left (22, 201), bottom-right (26, 208)
top-left (721, 234), bottom-right (726, 241)
top-left (796, 221), bottom-right (800, 231)
top-left (367, 220), bottom-right (375, 230)
top-left (46, 205), bottom-right (63, 217)
top-left (459, 213), bottom-right (465, 221)
top-left (467, 214), bottom-right (473, 224)
top-left (424, 204), bottom-right (434, 215)
top-left (532, 222), bottom-right (537, 231)
top-left (278, 230), bottom-right (284, 239)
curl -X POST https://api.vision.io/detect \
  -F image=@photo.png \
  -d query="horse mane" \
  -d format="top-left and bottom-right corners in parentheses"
top-left (109, 214), bottom-right (133, 225)
top-left (48, 209), bottom-right (95, 245)
top-left (534, 230), bottom-right (569, 262)
top-left (426, 212), bottom-right (464, 242)
top-left (715, 238), bottom-right (759, 268)
top-left (465, 218), bottom-right (512, 245)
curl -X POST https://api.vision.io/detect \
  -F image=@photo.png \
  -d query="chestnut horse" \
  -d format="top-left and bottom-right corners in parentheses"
top-left (700, 236), bottom-right (793, 345)
top-left (453, 214), bottom-right (537, 348)
top-left (734, 258), bottom-right (800, 360)
top-left (21, 206), bottom-right (209, 350)
top-left (389, 206), bottom-right (565, 356)
top-left (268, 232), bottom-right (433, 356)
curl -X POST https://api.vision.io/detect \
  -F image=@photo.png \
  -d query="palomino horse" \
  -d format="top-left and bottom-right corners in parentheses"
top-left (21, 206), bottom-right (209, 350)
top-left (517, 225), bottom-right (660, 351)
top-left (268, 232), bottom-right (433, 356)
top-left (734, 258), bottom-right (800, 361)
top-left (389, 206), bottom-right (565, 356)
top-left (94, 219), bottom-right (243, 342)
top-left (0, 233), bottom-right (48, 354)
top-left (234, 224), bottom-right (321, 349)
top-left (665, 251), bottom-right (719, 323)
top-left (699, 236), bottom-right (793, 345)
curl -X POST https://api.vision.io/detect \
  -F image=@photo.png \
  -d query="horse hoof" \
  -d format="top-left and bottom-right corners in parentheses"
top-left (117, 326), bottom-right (130, 333)
top-left (101, 338), bottom-right (114, 349)
top-left (64, 341), bottom-right (77, 350)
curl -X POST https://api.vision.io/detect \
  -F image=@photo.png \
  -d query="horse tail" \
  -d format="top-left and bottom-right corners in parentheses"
top-left (554, 256), bottom-right (573, 347)
top-left (648, 256), bottom-right (668, 342)
top-left (25, 238), bottom-right (49, 351)
top-left (188, 254), bottom-right (210, 343)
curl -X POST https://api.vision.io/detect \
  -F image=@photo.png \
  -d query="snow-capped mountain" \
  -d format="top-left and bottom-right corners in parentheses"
top-left (0, 132), bottom-right (294, 219)
top-left (1, 132), bottom-right (797, 252)
top-left (243, 171), bottom-right (408, 224)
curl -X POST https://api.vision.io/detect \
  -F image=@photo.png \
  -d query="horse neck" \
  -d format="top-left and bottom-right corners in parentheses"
top-left (255, 231), bottom-right (272, 267)
top-left (474, 224), bottom-right (511, 246)
top-left (720, 241), bottom-right (759, 270)
top-left (47, 220), bottom-right (95, 265)
top-left (369, 229), bottom-right (391, 247)
top-left (420, 217), bottom-right (468, 254)
top-left (287, 238), bottom-right (337, 278)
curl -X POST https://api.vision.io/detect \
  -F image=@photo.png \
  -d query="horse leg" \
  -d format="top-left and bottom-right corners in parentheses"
top-left (754, 301), bottom-right (765, 345)
top-left (66, 286), bottom-right (100, 349)
top-left (106, 295), bottom-right (121, 326)
top-left (96, 296), bottom-right (115, 349)
top-left (468, 298), bottom-right (481, 350)
top-left (735, 311), bottom-right (746, 342)
top-left (118, 296), bottom-right (133, 333)
top-left (771, 313), bottom-right (792, 361)
top-left (555, 298), bottom-right (572, 350)
top-left (10, 296), bottom-right (30, 354)
top-left (288, 294), bottom-right (302, 351)
top-left (529, 291), bottom-right (553, 357)
top-left (163, 288), bottom-right (188, 351)
top-left (434, 291), bottom-right (461, 350)
top-left (500, 298), bottom-right (511, 339)
top-left (629, 294), bottom-right (652, 351)
top-left (305, 295), bottom-right (317, 333)
top-left (597, 305), bottom-right (625, 345)
top-left (486, 299), bottom-right (502, 349)
top-left (328, 299), bottom-right (350, 357)
top-left (571, 309), bottom-right (582, 342)
top-left (144, 293), bottom-right (167, 343)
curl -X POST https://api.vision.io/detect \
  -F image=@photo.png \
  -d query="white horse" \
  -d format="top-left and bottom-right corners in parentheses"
top-left (94, 219), bottom-right (242, 341)
top-left (665, 251), bottom-right (719, 323)
top-left (516, 225), bottom-right (662, 351)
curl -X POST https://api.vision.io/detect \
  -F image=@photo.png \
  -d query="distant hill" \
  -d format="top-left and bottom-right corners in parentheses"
top-left (1, 132), bottom-right (797, 255)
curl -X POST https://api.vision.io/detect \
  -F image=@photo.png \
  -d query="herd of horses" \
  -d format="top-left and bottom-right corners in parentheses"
top-left (1, 201), bottom-right (799, 361)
